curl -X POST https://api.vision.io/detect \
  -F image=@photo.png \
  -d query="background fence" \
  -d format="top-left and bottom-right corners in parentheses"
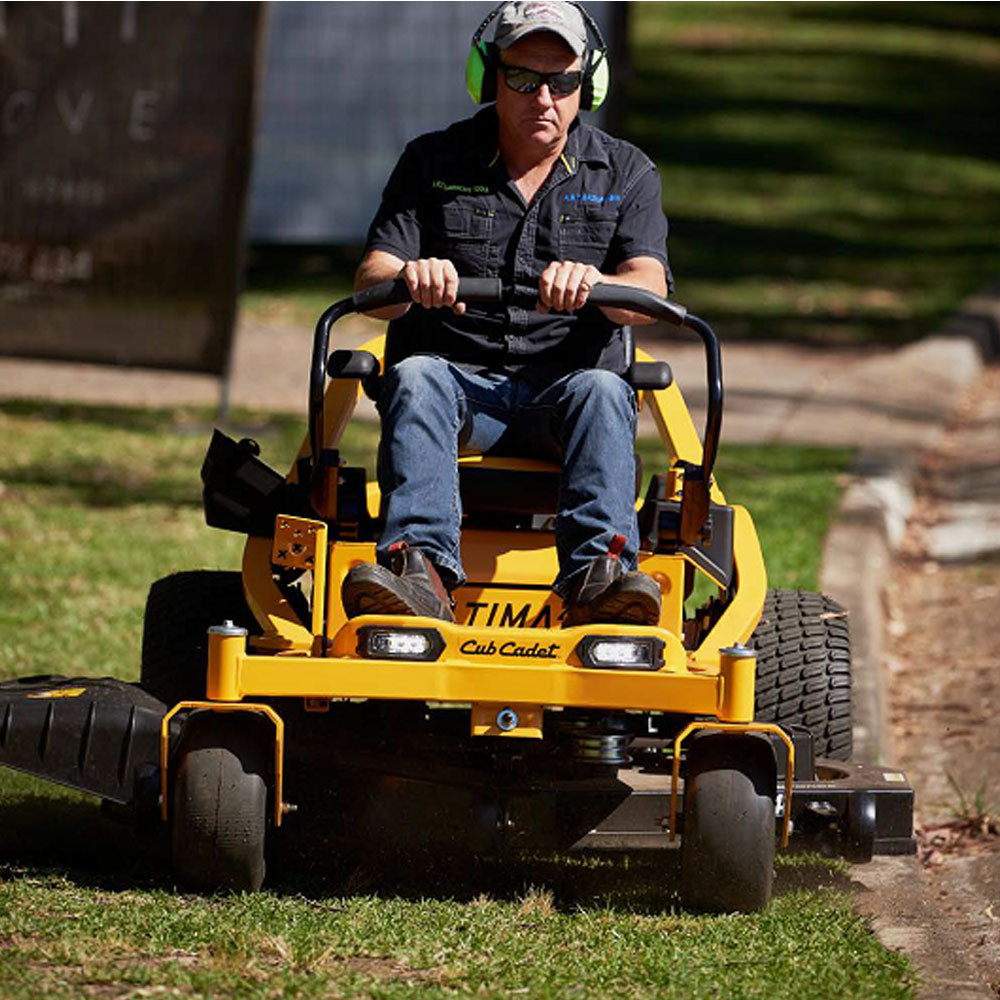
top-left (247, 1), bottom-right (616, 244)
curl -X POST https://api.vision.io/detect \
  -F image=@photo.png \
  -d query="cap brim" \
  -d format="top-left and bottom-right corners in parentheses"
top-left (495, 24), bottom-right (586, 57)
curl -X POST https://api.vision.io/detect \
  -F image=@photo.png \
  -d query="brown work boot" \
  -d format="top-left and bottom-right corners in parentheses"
top-left (563, 535), bottom-right (661, 627)
top-left (342, 542), bottom-right (455, 622)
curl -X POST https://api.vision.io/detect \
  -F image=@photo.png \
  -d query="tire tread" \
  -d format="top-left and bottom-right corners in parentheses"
top-left (752, 589), bottom-right (853, 760)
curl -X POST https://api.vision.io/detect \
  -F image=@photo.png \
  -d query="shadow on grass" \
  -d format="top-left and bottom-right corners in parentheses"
top-left (0, 399), bottom-right (318, 509)
top-left (0, 789), bottom-right (849, 913)
top-left (245, 244), bottom-right (361, 300)
top-left (0, 399), bottom-right (305, 440)
top-left (627, 4), bottom-right (1000, 344)
top-left (0, 399), bottom-right (210, 434)
top-left (0, 793), bottom-right (172, 892)
top-left (791, 3), bottom-right (1000, 41)
top-left (2, 462), bottom-right (202, 509)
top-left (272, 839), bottom-right (849, 915)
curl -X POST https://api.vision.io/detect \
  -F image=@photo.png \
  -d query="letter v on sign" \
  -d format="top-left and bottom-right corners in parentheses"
top-left (56, 90), bottom-right (94, 134)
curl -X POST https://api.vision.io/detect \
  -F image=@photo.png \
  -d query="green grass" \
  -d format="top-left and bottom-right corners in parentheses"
top-left (243, 245), bottom-right (359, 328)
top-left (0, 401), bottom-right (913, 998)
top-left (0, 857), bottom-right (914, 1000)
top-left (0, 401), bottom-right (376, 682)
top-left (635, 440), bottom-right (851, 592)
top-left (627, 3), bottom-right (1000, 344)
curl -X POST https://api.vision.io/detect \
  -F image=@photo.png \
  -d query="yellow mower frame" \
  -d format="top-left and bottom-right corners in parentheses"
top-left (164, 282), bottom-right (779, 844)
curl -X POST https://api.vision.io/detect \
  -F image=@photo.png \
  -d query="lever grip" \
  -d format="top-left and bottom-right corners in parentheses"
top-left (349, 276), bottom-right (504, 313)
top-left (349, 278), bottom-right (412, 313)
top-left (456, 277), bottom-right (504, 302)
top-left (586, 284), bottom-right (687, 326)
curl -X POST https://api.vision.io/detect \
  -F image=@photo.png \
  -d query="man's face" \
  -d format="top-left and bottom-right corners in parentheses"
top-left (495, 33), bottom-right (583, 150)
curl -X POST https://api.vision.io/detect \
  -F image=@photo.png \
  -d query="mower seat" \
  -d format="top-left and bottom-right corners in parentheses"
top-left (458, 454), bottom-right (562, 516)
top-left (327, 336), bottom-right (669, 520)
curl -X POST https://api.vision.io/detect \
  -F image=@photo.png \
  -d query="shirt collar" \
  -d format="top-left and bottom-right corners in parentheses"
top-left (562, 119), bottom-right (612, 171)
top-left (473, 107), bottom-right (610, 173)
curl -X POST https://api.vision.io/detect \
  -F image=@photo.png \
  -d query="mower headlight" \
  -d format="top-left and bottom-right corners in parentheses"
top-left (575, 635), bottom-right (664, 671)
top-left (357, 626), bottom-right (445, 662)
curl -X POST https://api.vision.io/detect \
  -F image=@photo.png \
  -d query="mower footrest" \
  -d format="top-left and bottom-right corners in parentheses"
top-left (0, 675), bottom-right (166, 805)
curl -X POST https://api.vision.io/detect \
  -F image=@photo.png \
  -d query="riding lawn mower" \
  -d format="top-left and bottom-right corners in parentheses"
top-left (0, 279), bottom-right (915, 912)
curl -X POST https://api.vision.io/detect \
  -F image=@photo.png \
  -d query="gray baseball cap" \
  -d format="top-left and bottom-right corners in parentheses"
top-left (494, 2), bottom-right (588, 57)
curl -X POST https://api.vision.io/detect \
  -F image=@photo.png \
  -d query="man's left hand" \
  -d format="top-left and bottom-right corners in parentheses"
top-left (537, 261), bottom-right (603, 314)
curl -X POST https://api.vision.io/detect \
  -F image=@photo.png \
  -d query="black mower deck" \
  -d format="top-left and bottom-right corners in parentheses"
top-left (577, 763), bottom-right (915, 860)
top-left (0, 675), bottom-right (915, 861)
top-left (0, 675), bottom-right (166, 806)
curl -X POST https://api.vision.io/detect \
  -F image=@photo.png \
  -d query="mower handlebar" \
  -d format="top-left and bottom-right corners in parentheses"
top-left (309, 278), bottom-right (722, 504)
top-left (585, 284), bottom-right (688, 327)
top-left (347, 277), bottom-right (689, 326)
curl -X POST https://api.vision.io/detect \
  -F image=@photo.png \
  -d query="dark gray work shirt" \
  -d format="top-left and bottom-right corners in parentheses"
top-left (365, 107), bottom-right (671, 377)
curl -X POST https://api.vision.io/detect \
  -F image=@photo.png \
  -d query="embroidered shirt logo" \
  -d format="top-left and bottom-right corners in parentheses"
top-left (563, 193), bottom-right (621, 205)
top-left (433, 179), bottom-right (490, 194)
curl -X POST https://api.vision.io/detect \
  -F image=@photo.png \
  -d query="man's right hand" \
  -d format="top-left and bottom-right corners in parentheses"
top-left (400, 258), bottom-right (466, 315)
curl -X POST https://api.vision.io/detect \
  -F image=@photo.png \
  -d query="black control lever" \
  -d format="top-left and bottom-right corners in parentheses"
top-left (309, 278), bottom-right (504, 493)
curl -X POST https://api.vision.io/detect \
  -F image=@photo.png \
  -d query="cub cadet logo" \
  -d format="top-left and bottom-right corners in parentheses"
top-left (462, 601), bottom-right (552, 628)
top-left (460, 639), bottom-right (559, 660)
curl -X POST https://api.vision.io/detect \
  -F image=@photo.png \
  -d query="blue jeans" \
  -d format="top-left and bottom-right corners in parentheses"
top-left (375, 355), bottom-right (640, 597)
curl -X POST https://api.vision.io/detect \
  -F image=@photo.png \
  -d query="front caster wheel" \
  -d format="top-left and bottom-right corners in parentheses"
top-left (172, 713), bottom-right (269, 892)
top-left (679, 733), bottom-right (778, 913)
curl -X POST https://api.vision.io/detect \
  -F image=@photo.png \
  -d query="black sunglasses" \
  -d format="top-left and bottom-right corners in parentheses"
top-left (499, 63), bottom-right (583, 96)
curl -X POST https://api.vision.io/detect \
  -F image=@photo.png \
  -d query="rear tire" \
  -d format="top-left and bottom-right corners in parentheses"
top-left (679, 733), bottom-right (776, 913)
top-left (172, 713), bottom-right (268, 892)
top-left (752, 589), bottom-right (853, 760)
top-left (140, 571), bottom-right (254, 705)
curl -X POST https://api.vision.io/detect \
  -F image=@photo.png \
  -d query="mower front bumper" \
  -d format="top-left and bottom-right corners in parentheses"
top-left (208, 615), bottom-right (757, 722)
top-left (0, 674), bottom-right (916, 862)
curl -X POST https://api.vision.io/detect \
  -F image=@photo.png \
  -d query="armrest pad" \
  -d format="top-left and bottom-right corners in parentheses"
top-left (627, 361), bottom-right (672, 390)
top-left (327, 349), bottom-right (381, 380)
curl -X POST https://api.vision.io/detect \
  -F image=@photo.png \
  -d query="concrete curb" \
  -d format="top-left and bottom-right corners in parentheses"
top-left (817, 288), bottom-right (998, 998)
top-left (820, 447), bottom-right (916, 765)
top-left (852, 856), bottom-right (996, 1000)
top-left (819, 331), bottom-right (985, 766)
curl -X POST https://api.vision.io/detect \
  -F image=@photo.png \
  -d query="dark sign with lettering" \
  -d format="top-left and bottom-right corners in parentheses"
top-left (0, 3), bottom-right (261, 374)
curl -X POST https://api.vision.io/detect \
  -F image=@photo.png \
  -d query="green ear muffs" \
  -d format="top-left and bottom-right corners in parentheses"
top-left (584, 49), bottom-right (609, 112)
top-left (466, 1), bottom-right (609, 112)
top-left (466, 39), bottom-right (498, 104)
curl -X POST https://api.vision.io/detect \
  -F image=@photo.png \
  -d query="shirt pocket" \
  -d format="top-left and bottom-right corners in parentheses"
top-left (425, 202), bottom-right (495, 276)
top-left (557, 206), bottom-right (618, 266)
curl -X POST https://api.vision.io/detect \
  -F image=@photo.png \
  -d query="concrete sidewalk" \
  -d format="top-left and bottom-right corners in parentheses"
top-left (0, 311), bottom-right (981, 449)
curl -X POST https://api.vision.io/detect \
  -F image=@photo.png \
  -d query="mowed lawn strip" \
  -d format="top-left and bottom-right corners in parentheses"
top-left (0, 867), bottom-right (913, 1000)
